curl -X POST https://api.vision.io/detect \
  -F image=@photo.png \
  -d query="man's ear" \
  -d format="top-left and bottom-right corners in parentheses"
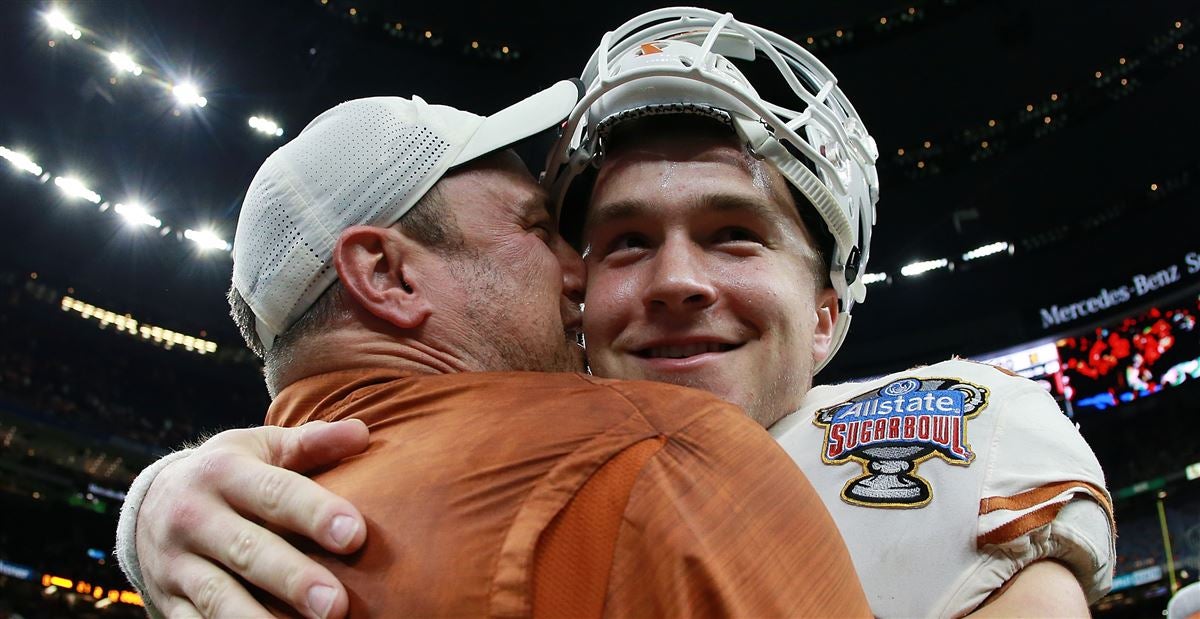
top-left (811, 287), bottom-right (840, 367)
top-left (334, 225), bottom-right (432, 329)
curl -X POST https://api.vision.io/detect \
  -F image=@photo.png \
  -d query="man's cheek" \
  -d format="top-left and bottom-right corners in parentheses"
top-left (589, 273), bottom-right (642, 312)
top-left (582, 278), bottom-right (617, 315)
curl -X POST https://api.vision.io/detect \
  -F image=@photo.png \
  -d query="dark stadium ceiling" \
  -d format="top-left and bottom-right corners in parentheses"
top-left (0, 0), bottom-right (1197, 377)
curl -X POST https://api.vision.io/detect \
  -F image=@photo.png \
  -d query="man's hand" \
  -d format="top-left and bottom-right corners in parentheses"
top-left (136, 420), bottom-right (369, 618)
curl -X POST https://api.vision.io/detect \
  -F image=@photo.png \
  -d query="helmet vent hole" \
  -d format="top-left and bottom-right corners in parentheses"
top-left (678, 56), bottom-right (693, 68)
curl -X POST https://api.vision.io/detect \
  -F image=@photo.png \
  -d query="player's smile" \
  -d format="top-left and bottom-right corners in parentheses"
top-left (629, 336), bottom-right (745, 370)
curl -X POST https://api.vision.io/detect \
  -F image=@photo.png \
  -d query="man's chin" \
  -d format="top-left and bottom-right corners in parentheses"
top-left (551, 341), bottom-right (587, 373)
top-left (637, 367), bottom-right (740, 403)
top-left (601, 356), bottom-right (777, 423)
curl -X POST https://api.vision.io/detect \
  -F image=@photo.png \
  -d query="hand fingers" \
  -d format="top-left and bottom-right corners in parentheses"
top-left (262, 420), bottom-right (370, 473)
top-left (192, 447), bottom-right (366, 554)
top-left (167, 553), bottom-right (281, 619)
top-left (183, 509), bottom-right (350, 619)
top-left (161, 597), bottom-right (202, 619)
top-left (135, 423), bottom-right (367, 617)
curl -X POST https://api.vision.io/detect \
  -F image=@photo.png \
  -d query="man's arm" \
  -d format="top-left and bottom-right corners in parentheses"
top-left (119, 420), bottom-right (369, 618)
top-left (968, 560), bottom-right (1090, 618)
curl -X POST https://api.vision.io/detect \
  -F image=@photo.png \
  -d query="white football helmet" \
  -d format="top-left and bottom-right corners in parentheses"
top-left (543, 7), bottom-right (880, 372)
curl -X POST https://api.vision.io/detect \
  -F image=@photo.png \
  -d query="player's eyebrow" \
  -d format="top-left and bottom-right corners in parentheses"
top-left (584, 198), bottom-right (652, 231)
top-left (698, 193), bottom-right (789, 226)
top-left (585, 192), bottom-right (787, 231)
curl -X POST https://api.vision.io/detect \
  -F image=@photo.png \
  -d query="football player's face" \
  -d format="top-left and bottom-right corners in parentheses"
top-left (580, 136), bottom-right (837, 428)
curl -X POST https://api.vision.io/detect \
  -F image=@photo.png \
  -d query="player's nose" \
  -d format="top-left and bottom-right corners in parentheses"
top-left (555, 235), bottom-right (586, 304)
top-left (642, 237), bottom-right (716, 313)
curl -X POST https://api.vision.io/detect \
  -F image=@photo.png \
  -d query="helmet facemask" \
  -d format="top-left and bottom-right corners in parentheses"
top-left (544, 8), bottom-right (880, 371)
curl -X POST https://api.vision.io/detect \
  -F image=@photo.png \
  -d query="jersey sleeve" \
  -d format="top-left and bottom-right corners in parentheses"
top-left (601, 398), bottom-right (872, 618)
top-left (972, 378), bottom-right (1115, 605)
top-left (114, 447), bottom-right (195, 619)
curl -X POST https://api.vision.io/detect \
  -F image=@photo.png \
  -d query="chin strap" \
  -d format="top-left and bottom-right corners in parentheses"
top-left (733, 114), bottom-right (865, 373)
top-left (731, 116), bottom-right (854, 256)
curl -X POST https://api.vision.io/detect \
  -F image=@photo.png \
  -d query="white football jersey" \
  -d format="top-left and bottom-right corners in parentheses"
top-left (771, 359), bottom-right (1114, 618)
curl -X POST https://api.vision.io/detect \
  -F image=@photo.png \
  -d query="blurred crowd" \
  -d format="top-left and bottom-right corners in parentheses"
top-left (0, 271), bottom-right (267, 452)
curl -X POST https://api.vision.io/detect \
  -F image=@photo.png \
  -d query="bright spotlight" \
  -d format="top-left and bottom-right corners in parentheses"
top-left (184, 228), bottom-right (230, 252)
top-left (248, 116), bottom-right (284, 138)
top-left (114, 202), bottom-right (162, 228)
top-left (962, 241), bottom-right (1012, 261)
top-left (54, 176), bottom-right (102, 204)
top-left (172, 82), bottom-right (207, 108)
top-left (108, 51), bottom-right (143, 76)
top-left (861, 272), bottom-right (888, 285)
top-left (0, 146), bottom-right (43, 176)
top-left (900, 258), bottom-right (950, 277)
top-left (44, 9), bottom-right (82, 39)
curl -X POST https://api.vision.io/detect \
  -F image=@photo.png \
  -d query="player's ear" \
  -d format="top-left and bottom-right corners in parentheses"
top-left (334, 225), bottom-right (432, 329)
top-left (811, 287), bottom-right (839, 367)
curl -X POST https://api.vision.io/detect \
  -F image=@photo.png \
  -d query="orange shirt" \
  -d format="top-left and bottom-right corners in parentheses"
top-left (266, 369), bottom-right (869, 618)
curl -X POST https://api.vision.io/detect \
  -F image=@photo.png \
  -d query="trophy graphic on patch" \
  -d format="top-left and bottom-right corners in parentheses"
top-left (813, 377), bottom-right (988, 508)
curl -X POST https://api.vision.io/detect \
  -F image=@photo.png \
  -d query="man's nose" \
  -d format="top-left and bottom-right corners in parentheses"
top-left (643, 238), bottom-right (716, 313)
top-left (557, 237), bottom-right (586, 304)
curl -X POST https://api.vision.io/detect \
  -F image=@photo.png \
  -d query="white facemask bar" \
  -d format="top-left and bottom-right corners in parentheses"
top-left (581, 8), bottom-right (877, 170)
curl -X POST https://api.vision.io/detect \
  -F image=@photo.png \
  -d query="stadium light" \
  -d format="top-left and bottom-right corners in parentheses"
top-left (962, 241), bottom-right (1012, 261)
top-left (171, 82), bottom-right (207, 108)
top-left (0, 146), bottom-right (43, 176)
top-left (248, 116), bottom-right (284, 137)
top-left (61, 294), bottom-right (218, 354)
top-left (107, 51), bottom-right (143, 76)
top-left (44, 9), bottom-right (82, 39)
top-left (114, 202), bottom-right (162, 228)
top-left (184, 228), bottom-right (230, 252)
top-left (900, 258), bottom-right (950, 277)
top-left (53, 176), bottom-right (102, 204)
top-left (861, 272), bottom-right (888, 285)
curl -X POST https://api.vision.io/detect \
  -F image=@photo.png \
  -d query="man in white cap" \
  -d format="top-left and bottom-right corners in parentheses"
top-left (116, 87), bottom-right (867, 618)
top-left (117, 8), bottom-right (1114, 618)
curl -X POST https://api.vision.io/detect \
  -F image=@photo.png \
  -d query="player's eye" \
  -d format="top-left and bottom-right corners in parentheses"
top-left (713, 227), bottom-right (763, 245)
top-left (606, 232), bottom-right (650, 254)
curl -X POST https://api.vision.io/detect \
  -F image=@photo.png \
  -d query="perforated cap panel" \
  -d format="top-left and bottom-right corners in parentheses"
top-left (233, 97), bottom-right (467, 349)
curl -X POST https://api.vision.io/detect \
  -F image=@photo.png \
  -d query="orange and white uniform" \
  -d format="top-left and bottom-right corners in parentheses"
top-left (771, 359), bottom-right (1115, 618)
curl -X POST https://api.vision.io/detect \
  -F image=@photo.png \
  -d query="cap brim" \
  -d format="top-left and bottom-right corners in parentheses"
top-left (451, 79), bottom-right (583, 167)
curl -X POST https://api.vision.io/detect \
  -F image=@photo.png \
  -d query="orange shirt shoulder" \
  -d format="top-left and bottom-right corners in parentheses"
top-left (266, 369), bottom-right (868, 618)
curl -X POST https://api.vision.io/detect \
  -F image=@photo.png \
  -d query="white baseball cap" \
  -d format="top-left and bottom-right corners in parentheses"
top-left (233, 81), bottom-right (581, 351)
top-left (1168, 581), bottom-right (1200, 619)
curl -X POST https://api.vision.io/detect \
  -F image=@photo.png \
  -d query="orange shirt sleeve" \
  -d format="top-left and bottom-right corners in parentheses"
top-left (601, 399), bottom-right (871, 618)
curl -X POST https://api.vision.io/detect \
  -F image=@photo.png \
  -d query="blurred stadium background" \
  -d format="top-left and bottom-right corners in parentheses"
top-left (0, 0), bottom-right (1197, 616)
